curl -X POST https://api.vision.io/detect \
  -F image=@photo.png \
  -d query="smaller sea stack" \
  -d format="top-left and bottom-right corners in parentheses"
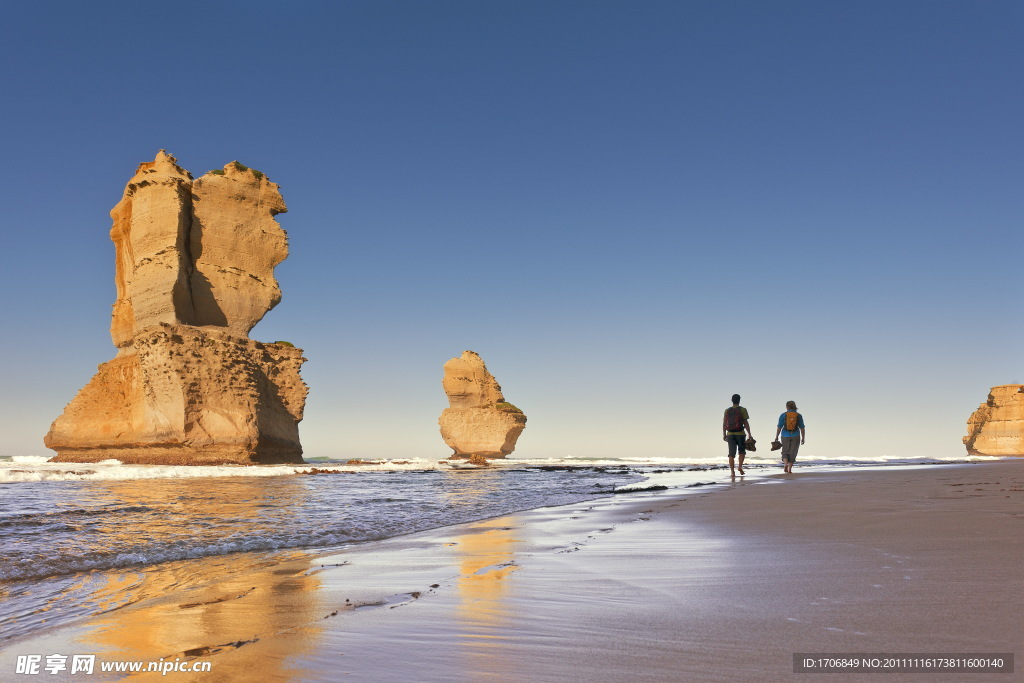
top-left (438, 351), bottom-right (526, 459)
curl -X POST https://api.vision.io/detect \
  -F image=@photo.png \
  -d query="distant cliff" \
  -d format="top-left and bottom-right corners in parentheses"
top-left (963, 384), bottom-right (1024, 456)
top-left (438, 351), bottom-right (526, 458)
top-left (45, 151), bottom-right (306, 464)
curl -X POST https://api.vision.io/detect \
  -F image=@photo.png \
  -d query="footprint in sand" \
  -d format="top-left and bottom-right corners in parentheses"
top-left (177, 638), bottom-right (258, 659)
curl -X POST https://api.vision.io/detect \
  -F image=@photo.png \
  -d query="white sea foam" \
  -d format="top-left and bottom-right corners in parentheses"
top-left (0, 454), bottom-right (53, 463)
top-left (0, 457), bottom-right (471, 483)
top-left (0, 452), bottom-right (997, 484)
top-left (507, 454), bottom-right (989, 468)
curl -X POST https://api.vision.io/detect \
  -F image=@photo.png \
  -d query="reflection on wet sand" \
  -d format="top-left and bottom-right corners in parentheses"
top-left (39, 477), bottom-right (328, 680)
top-left (451, 516), bottom-right (520, 678)
top-left (81, 554), bottom-right (322, 680)
top-left (436, 470), bottom-right (524, 676)
top-left (455, 519), bottom-right (518, 627)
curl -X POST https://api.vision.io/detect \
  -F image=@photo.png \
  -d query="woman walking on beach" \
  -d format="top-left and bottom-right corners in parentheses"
top-left (775, 400), bottom-right (805, 474)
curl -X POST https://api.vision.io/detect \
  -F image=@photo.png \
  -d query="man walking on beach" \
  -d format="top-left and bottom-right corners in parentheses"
top-left (723, 394), bottom-right (752, 476)
top-left (775, 400), bottom-right (805, 474)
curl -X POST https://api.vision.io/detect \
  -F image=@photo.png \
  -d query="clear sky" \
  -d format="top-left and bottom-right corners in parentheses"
top-left (1, 1), bottom-right (1020, 461)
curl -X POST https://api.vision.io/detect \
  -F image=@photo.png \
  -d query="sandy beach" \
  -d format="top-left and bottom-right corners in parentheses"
top-left (2, 460), bottom-right (1021, 682)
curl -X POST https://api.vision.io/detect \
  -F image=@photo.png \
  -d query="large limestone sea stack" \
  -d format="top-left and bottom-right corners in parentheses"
top-left (963, 384), bottom-right (1024, 456)
top-left (438, 351), bottom-right (526, 459)
top-left (45, 151), bottom-right (307, 465)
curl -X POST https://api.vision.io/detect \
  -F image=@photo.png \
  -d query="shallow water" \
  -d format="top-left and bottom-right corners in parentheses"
top-left (0, 466), bottom-right (642, 583)
top-left (0, 453), bottom-right (986, 644)
top-left (0, 462), bottom-right (648, 642)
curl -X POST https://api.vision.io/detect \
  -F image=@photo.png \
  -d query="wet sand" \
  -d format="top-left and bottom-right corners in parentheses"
top-left (2, 460), bottom-right (1021, 682)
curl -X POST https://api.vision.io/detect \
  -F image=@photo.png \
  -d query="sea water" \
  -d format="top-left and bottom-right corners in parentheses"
top-left (0, 452), bottom-right (985, 643)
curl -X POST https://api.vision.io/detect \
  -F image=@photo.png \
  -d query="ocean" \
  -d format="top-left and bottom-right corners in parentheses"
top-left (0, 451), bottom-right (988, 645)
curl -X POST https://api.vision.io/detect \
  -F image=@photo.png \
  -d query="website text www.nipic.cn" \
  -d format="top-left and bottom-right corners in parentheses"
top-left (15, 654), bottom-right (212, 676)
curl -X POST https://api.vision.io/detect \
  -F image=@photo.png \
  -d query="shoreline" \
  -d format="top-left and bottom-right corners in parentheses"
top-left (0, 455), bottom-right (995, 485)
top-left (1, 460), bottom-right (1021, 681)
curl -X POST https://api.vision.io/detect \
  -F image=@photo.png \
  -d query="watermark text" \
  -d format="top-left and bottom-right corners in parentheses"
top-left (15, 654), bottom-right (211, 676)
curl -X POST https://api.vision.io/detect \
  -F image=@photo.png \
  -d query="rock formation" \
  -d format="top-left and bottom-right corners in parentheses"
top-left (963, 384), bottom-right (1024, 456)
top-left (438, 351), bottom-right (526, 458)
top-left (45, 151), bottom-right (307, 465)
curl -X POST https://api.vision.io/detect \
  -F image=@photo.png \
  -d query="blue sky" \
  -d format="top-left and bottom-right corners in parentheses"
top-left (1, 1), bottom-right (1021, 460)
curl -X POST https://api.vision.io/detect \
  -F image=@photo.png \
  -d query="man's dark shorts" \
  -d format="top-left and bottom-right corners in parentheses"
top-left (727, 433), bottom-right (746, 457)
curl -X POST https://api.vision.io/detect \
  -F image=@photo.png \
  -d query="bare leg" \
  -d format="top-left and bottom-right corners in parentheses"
top-left (729, 456), bottom-right (735, 477)
top-left (738, 453), bottom-right (745, 475)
